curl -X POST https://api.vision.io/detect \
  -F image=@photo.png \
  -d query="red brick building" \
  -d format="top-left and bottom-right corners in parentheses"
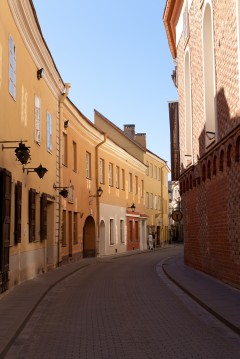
top-left (164, 0), bottom-right (240, 287)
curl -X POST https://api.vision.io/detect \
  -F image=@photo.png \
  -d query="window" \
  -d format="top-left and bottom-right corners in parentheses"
top-left (109, 163), bottom-right (113, 186)
top-left (116, 166), bottom-right (120, 188)
top-left (150, 164), bottom-right (153, 177)
top-left (73, 212), bottom-right (78, 244)
top-left (154, 166), bottom-right (157, 179)
top-left (154, 195), bottom-right (157, 210)
top-left (62, 133), bottom-right (67, 166)
top-left (128, 173), bottom-right (133, 192)
top-left (203, 3), bottom-right (216, 147)
top-left (145, 192), bottom-right (149, 208)
top-left (73, 141), bottom-right (77, 172)
top-left (14, 181), bottom-right (22, 244)
top-left (34, 96), bottom-right (41, 144)
top-left (99, 158), bottom-right (105, 184)
top-left (135, 176), bottom-right (138, 194)
top-left (140, 180), bottom-right (144, 198)
top-left (110, 219), bottom-right (114, 245)
top-left (184, 50), bottom-right (193, 163)
top-left (47, 112), bottom-right (52, 152)
top-left (86, 152), bottom-right (91, 178)
top-left (40, 193), bottom-right (47, 241)
top-left (29, 188), bottom-right (36, 242)
top-left (120, 220), bottom-right (125, 243)
top-left (150, 193), bottom-right (153, 209)
top-left (146, 161), bottom-right (149, 176)
top-left (9, 36), bottom-right (16, 100)
top-left (62, 210), bottom-right (66, 246)
top-left (158, 196), bottom-right (161, 211)
top-left (121, 169), bottom-right (125, 190)
top-left (158, 168), bottom-right (161, 181)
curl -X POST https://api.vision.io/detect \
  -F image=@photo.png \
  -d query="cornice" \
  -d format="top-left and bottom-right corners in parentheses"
top-left (163, 0), bottom-right (184, 59)
top-left (8, 0), bottom-right (64, 97)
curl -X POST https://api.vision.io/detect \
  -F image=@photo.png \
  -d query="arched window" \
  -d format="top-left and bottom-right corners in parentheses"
top-left (203, 3), bottom-right (216, 147)
top-left (219, 150), bottom-right (224, 171)
top-left (235, 136), bottom-right (240, 162)
top-left (213, 155), bottom-right (217, 175)
top-left (207, 160), bottom-right (211, 179)
top-left (227, 144), bottom-right (232, 167)
top-left (202, 164), bottom-right (206, 182)
top-left (184, 50), bottom-right (193, 164)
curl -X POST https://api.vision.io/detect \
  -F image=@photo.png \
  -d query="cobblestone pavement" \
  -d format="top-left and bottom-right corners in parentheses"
top-left (4, 247), bottom-right (240, 359)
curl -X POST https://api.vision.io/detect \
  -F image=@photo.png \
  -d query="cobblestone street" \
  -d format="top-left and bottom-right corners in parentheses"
top-left (4, 247), bottom-right (240, 359)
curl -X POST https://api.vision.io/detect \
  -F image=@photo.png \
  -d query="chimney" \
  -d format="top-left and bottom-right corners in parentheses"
top-left (135, 133), bottom-right (146, 148)
top-left (124, 124), bottom-right (135, 139)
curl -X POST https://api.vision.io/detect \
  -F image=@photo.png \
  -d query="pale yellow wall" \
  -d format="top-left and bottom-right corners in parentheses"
top-left (0, 1), bottom-right (63, 286)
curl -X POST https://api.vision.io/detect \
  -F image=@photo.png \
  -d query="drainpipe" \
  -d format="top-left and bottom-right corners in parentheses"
top-left (95, 133), bottom-right (107, 256)
top-left (57, 83), bottom-right (71, 266)
top-left (160, 162), bottom-right (167, 246)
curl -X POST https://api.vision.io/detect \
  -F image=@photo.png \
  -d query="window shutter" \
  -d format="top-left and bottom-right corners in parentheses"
top-left (29, 188), bottom-right (36, 242)
top-left (47, 112), bottom-right (52, 152)
top-left (14, 181), bottom-right (22, 244)
top-left (0, 168), bottom-right (12, 272)
top-left (40, 193), bottom-right (47, 240)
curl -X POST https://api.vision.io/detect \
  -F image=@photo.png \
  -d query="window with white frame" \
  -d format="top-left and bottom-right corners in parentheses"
top-left (86, 152), bottom-right (91, 178)
top-left (184, 50), bottom-right (193, 164)
top-left (99, 158), bottom-right (104, 184)
top-left (203, 3), bottom-right (216, 148)
top-left (34, 96), bottom-right (41, 144)
top-left (110, 219), bottom-right (114, 245)
top-left (62, 133), bottom-right (67, 166)
top-left (9, 36), bottom-right (16, 100)
top-left (109, 163), bottom-right (113, 186)
top-left (47, 112), bottom-right (52, 152)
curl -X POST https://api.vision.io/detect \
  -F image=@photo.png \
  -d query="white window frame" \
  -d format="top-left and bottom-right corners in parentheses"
top-left (86, 152), bottom-right (91, 178)
top-left (9, 36), bottom-right (16, 100)
top-left (47, 112), bottom-right (52, 152)
top-left (34, 96), bottom-right (41, 144)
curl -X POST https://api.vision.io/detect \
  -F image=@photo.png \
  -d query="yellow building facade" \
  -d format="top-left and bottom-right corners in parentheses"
top-left (0, 0), bottom-right (66, 290)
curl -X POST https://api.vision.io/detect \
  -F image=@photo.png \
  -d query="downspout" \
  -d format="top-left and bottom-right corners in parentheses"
top-left (57, 83), bottom-right (71, 266)
top-left (160, 162), bottom-right (167, 245)
top-left (95, 133), bottom-right (107, 256)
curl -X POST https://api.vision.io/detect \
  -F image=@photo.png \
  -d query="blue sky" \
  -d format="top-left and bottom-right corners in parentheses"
top-left (33, 0), bottom-right (177, 166)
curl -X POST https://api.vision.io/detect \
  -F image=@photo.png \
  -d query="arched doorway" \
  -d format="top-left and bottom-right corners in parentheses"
top-left (83, 216), bottom-right (96, 258)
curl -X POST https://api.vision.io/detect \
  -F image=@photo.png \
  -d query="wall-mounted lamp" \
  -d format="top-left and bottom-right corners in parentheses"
top-left (206, 131), bottom-right (215, 140)
top-left (64, 120), bottom-right (69, 129)
top-left (53, 184), bottom-right (69, 198)
top-left (127, 203), bottom-right (136, 212)
top-left (37, 68), bottom-right (44, 80)
top-left (1, 140), bottom-right (31, 165)
top-left (89, 186), bottom-right (103, 198)
top-left (23, 164), bottom-right (48, 179)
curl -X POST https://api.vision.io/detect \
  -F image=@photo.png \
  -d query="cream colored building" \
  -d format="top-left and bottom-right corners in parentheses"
top-left (59, 98), bottom-right (148, 260)
top-left (94, 110), bottom-right (170, 247)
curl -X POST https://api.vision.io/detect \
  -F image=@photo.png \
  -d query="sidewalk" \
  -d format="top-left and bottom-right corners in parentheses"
top-left (0, 247), bottom-right (239, 358)
top-left (162, 253), bottom-right (240, 335)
